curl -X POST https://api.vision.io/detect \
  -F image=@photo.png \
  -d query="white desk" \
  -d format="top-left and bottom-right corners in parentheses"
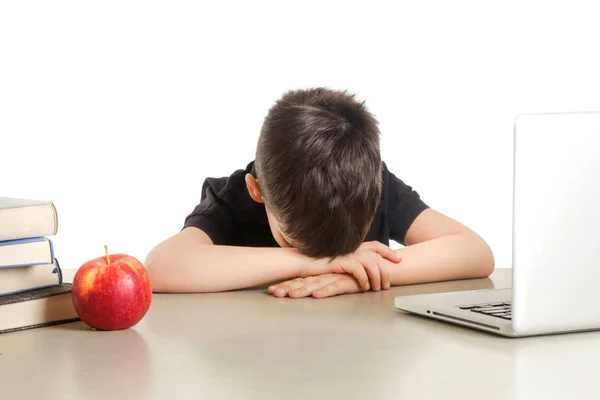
top-left (1, 269), bottom-right (599, 399)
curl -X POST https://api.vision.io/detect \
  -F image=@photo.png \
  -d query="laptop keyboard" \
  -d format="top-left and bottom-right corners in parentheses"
top-left (459, 302), bottom-right (512, 320)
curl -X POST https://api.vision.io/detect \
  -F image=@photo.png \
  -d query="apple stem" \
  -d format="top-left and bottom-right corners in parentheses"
top-left (104, 245), bottom-right (110, 264)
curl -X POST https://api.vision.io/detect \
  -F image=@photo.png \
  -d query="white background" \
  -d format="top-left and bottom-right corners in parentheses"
top-left (2, 1), bottom-right (599, 272)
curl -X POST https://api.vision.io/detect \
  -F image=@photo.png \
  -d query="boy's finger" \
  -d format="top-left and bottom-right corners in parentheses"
top-left (357, 254), bottom-right (381, 291)
top-left (289, 281), bottom-right (328, 298)
top-left (268, 284), bottom-right (286, 294)
top-left (372, 242), bottom-right (402, 263)
top-left (343, 260), bottom-right (370, 290)
top-left (313, 286), bottom-right (336, 298)
top-left (313, 279), bottom-right (353, 298)
top-left (269, 278), bottom-right (306, 297)
top-left (313, 283), bottom-right (342, 298)
top-left (379, 262), bottom-right (391, 290)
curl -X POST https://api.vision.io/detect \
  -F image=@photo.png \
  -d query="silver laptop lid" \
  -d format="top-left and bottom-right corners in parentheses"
top-left (512, 112), bottom-right (600, 335)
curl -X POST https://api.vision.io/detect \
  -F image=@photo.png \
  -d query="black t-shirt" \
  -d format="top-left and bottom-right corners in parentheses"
top-left (183, 161), bottom-right (429, 248)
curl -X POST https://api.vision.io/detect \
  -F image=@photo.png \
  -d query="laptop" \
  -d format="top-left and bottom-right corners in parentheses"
top-left (394, 112), bottom-right (600, 337)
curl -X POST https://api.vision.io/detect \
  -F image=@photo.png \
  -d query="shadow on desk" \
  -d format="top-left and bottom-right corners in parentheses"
top-left (0, 322), bottom-right (152, 399)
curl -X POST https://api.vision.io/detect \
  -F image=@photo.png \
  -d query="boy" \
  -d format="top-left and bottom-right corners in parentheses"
top-left (145, 88), bottom-right (494, 298)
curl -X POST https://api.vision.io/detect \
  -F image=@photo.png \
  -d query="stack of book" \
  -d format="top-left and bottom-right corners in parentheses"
top-left (1, 197), bottom-right (79, 334)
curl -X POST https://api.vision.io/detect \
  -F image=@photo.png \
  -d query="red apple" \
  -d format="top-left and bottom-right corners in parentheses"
top-left (72, 246), bottom-right (152, 330)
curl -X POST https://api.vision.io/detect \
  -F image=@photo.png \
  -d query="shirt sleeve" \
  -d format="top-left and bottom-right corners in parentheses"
top-left (387, 169), bottom-right (429, 245)
top-left (182, 177), bottom-right (236, 245)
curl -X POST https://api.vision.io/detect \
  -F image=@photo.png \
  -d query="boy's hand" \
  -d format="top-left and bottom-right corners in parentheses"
top-left (268, 274), bottom-right (361, 299)
top-left (297, 241), bottom-right (402, 292)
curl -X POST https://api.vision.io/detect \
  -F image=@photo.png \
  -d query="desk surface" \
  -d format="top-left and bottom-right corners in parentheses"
top-left (1, 269), bottom-right (599, 400)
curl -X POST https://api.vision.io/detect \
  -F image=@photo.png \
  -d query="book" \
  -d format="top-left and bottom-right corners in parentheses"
top-left (0, 259), bottom-right (62, 296)
top-left (0, 236), bottom-right (55, 268)
top-left (0, 283), bottom-right (80, 334)
top-left (0, 197), bottom-right (58, 241)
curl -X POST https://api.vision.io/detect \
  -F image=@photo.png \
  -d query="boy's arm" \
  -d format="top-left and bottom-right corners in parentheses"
top-left (389, 208), bottom-right (494, 285)
top-left (268, 208), bottom-right (494, 298)
top-left (144, 227), bottom-right (400, 293)
top-left (145, 227), bottom-right (309, 293)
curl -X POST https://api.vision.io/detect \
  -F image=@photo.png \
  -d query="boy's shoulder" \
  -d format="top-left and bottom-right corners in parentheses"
top-left (200, 161), bottom-right (255, 199)
top-left (198, 161), bottom-right (264, 220)
top-left (184, 160), bottom-right (428, 247)
top-left (183, 160), bottom-right (274, 246)
top-left (193, 160), bottom-right (426, 218)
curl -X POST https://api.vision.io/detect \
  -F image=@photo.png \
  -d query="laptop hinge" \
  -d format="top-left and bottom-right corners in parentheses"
top-left (432, 311), bottom-right (501, 331)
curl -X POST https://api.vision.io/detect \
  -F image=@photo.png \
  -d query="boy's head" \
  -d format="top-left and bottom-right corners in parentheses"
top-left (245, 87), bottom-right (382, 258)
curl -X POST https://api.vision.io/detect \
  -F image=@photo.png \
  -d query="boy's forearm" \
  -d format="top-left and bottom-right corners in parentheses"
top-left (388, 232), bottom-right (495, 286)
top-left (146, 243), bottom-right (308, 293)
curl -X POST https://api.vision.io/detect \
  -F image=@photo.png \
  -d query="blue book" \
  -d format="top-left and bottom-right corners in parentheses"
top-left (0, 258), bottom-right (63, 297)
top-left (0, 237), bottom-right (55, 268)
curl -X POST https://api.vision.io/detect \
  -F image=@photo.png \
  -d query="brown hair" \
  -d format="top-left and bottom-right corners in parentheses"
top-left (255, 87), bottom-right (382, 258)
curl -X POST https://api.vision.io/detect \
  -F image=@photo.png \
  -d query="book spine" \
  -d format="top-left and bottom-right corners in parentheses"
top-left (49, 238), bottom-right (55, 261)
top-left (54, 258), bottom-right (63, 284)
top-left (0, 236), bottom-right (46, 246)
top-left (0, 238), bottom-right (55, 269)
top-left (0, 283), bottom-right (63, 297)
top-left (0, 262), bottom-right (54, 269)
